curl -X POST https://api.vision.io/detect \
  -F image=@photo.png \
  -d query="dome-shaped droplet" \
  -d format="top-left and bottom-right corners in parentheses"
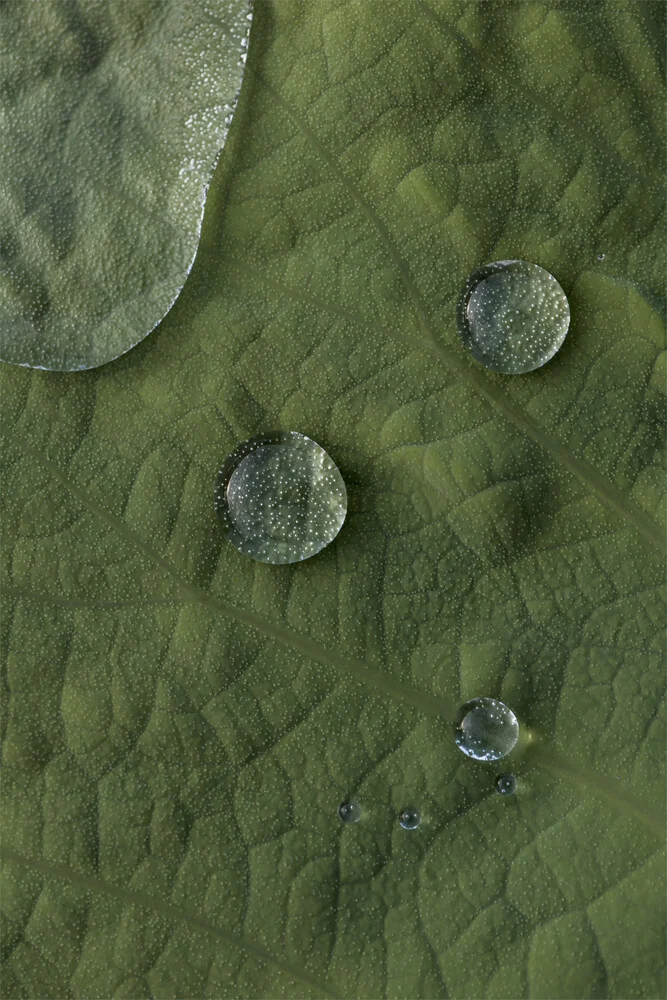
top-left (457, 260), bottom-right (570, 374)
top-left (398, 807), bottom-right (421, 830)
top-left (337, 800), bottom-right (361, 824)
top-left (454, 697), bottom-right (519, 761)
top-left (495, 773), bottom-right (517, 796)
top-left (215, 431), bottom-right (347, 564)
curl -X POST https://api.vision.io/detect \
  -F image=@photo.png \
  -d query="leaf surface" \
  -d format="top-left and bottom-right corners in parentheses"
top-left (1, 2), bottom-right (665, 998)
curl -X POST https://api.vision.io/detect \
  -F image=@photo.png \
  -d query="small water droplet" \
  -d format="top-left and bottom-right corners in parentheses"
top-left (398, 807), bottom-right (421, 830)
top-left (596, 253), bottom-right (606, 260)
top-left (337, 800), bottom-right (361, 824)
top-left (454, 697), bottom-right (519, 761)
top-left (457, 259), bottom-right (570, 374)
top-left (215, 431), bottom-right (347, 564)
top-left (495, 773), bottom-right (517, 796)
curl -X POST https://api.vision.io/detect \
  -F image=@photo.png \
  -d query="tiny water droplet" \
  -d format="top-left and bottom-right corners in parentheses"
top-left (337, 800), bottom-right (361, 824)
top-left (457, 259), bottom-right (570, 374)
top-left (398, 807), bottom-right (421, 830)
top-left (454, 697), bottom-right (519, 761)
top-left (215, 431), bottom-right (347, 564)
top-left (495, 773), bottom-right (517, 796)
top-left (596, 253), bottom-right (606, 260)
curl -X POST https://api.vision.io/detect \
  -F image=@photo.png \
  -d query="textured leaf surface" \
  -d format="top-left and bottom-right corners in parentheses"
top-left (1, 1), bottom-right (665, 998)
top-left (0, 0), bottom-right (250, 370)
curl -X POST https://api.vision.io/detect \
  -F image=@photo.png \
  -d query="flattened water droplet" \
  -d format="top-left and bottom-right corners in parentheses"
top-left (495, 773), bottom-right (517, 796)
top-left (454, 697), bottom-right (519, 761)
top-left (337, 800), bottom-right (361, 824)
top-left (457, 260), bottom-right (570, 374)
top-left (215, 432), bottom-right (347, 564)
top-left (398, 807), bottom-right (421, 830)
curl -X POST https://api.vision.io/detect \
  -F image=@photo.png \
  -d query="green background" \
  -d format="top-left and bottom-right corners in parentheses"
top-left (1, 1), bottom-right (665, 998)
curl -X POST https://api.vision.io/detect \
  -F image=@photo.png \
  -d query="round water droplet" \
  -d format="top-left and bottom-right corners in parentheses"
top-left (596, 253), bottom-right (606, 261)
top-left (398, 807), bottom-right (421, 830)
top-left (337, 800), bottom-right (361, 824)
top-left (457, 259), bottom-right (570, 374)
top-left (215, 431), bottom-right (347, 564)
top-left (495, 773), bottom-right (517, 796)
top-left (454, 697), bottom-right (519, 761)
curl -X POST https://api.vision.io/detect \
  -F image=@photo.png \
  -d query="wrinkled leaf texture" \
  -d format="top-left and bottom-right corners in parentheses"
top-left (1, 1), bottom-right (665, 998)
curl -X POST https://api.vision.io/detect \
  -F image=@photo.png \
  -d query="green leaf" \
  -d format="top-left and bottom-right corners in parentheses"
top-left (0, 0), bottom-right (251, 371)
top-left (1, 1), bottom-right (665, 998)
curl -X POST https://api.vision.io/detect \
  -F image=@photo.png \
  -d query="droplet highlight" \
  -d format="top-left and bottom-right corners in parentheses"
top-left (457, 259), bottom-right (570, 374)
top-left (495, 773), bottom-right (517, 796)
top-left (215, 431), bottom-right (347, 564)
top-left (454, 697), bottom-right (519, 761)
top-left (337, 800), bottom-right (361, 824)
top-left (398, 807), bottom-right (421, 830)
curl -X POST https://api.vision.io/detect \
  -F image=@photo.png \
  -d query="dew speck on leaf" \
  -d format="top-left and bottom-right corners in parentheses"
top-left (457, 259), bottom-right (570, 374)
top-left (215, 431), bottom-right (347, 564)
top-left (337, 800), bottom-right (361, 824)
top-left (495, 773), bottom-right (518, 796)
top-left (454, 697), bottom-right (519, 761)
top-left (398, 807), bottom-right (421, 830)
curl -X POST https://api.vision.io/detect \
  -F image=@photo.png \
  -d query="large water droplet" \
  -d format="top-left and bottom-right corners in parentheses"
top-left (337, 800), bottom-right (361, 824)
top-left (215, 431), bottom-right (347, 564)
top-left (457, 260), bottom-right (570, 374)
top-left (495, 773), bottom-right (517, 796)
top-left (398, 807), bottom-right (421, 830)
top-left (454, 697), bottom-right (519, 761)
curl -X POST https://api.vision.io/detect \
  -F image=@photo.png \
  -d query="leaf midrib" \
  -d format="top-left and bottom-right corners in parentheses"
top-left (6, 439), bottom-right (664, 833)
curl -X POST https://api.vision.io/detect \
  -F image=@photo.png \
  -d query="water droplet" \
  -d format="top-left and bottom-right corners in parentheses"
top-left (495, 773), bottom-right (517, 796)
top-left (398, 807), bottom-right (421, 830)
top-left (596, 253), bottom-right (606, 260)
top-left (454, 697), bottom-right (519, 761)
top-left (337, 800), bottom-right (361, 824)
top-left (215, 432), bottom-right (347, 564)
top-left (457, 260), bottom-right (570, 374)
